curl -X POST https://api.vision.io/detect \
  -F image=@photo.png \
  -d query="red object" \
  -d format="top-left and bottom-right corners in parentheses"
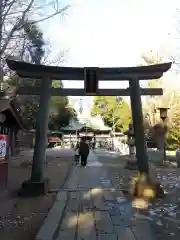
top-left (48, 137), bottom-right (60, 143)
top-left (0, 135), bottom-right (8, 189)
top-left (0, 135), bottom-right (5, 140)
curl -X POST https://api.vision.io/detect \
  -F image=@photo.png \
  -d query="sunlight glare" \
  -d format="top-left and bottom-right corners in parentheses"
top-left (67, 212), bottom-right (94, 229)
top-left (83, 188), bottom-right (103, 199)
top-left (132, 198), bottom-right (148, 209)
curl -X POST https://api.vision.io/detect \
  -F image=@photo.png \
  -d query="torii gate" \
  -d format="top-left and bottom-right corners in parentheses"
top-left (6, 59), bottom-right (172, 196)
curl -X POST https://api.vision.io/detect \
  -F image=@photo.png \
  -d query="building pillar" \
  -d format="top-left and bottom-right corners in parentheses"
top-left (128, 78), bottom-right (149, 173)
top-left (20, 76), bottom-right (52, 196)
top-left (10, 129), bottom-right (16, 156)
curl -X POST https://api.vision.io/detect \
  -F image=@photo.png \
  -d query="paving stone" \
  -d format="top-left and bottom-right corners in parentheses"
top-left (70, 191), bottom-right (79, 199)
top-left (66, 192), bottom-right (80, 212)
top-left (103, 190), bottom-right (115, 201)
top-left (114, 190), bottom-right (124, 199)
top-left (97, 232), bottom-right (117, 240)
top-left (56, 191), bottom-right (67, 201)
top-left (111, 215), bottom-right (122, 226)
top-left (109, 206), bottom-right (120, 216)
top-left (114, 226), bottom-right (136, 240)
top-left (92, 192), bottom-right (105, 210)
top-left (79, 191), bottom-right (93, 212)
top-left (66, 168), bottom-right (80, 189)
top-left (56, 230), bottom-right (76, 240)
top-left (131, 221), bottom-right (155, 240)
top-left (67, 199), bottom-right (79, 212)
top-left (77, 211), bottom-right (96, 240)
top-left (60, 211), bottom-right (77, 230)
top-left (36, 191), bottom-right (67, 240)
top-left (95, 211), bottom-right (114, 233)
top-left (57, 193), bottom-right (80, 239)
top-left (37, 153), bottom-right (159, 240)
top-left (56, 211), bottom-right (77, 240)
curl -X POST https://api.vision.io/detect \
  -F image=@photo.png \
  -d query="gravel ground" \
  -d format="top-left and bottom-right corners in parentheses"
top-left (97, 152), bottom-right (180, 239)
top-left (0, 148), bottom-right (74, 240)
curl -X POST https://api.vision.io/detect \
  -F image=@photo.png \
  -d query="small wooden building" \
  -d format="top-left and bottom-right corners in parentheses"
top-left (62, 116), bottom-right (111, 134)
top-left (0, 97), bottom-right (26, 154)
top-left (61, 116), bottom-right (112, 144)
top-left (0, 96), bottom-right (26, 189)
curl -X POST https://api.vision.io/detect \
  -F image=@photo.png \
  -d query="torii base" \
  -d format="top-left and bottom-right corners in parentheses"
top-left (124, 159), bottom-right (138, 170)
top-left (122, 173), bottom-right (165, 203)
top-left (124, 153), bottom-right (138, 170)
top-left (124, 161), bottom-right (138, 170)
top-left (18, 178), bottom-right (49, 197)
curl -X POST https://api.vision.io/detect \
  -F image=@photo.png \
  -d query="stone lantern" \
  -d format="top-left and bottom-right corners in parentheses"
top-left (124, 123), bottom-right (137, 169)
top-left (157, 107), bottom-right (169, 164)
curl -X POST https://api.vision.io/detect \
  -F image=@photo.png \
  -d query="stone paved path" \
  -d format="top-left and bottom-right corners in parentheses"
top-left (36, 152), bottom-right (154, 240)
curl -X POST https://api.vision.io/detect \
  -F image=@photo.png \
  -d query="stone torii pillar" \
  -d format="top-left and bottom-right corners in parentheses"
top-left (22, 76), bottom-right (52, 196)
top-left (129, 78), bottom-right (149, 172)
top-left (30, 76), bottom-right (52, 182)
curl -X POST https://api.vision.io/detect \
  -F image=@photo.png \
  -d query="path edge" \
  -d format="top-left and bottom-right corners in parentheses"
top-left (35, 191), bottom-right (68, 240)
top-left (35, 160), bottom-right (75, 240)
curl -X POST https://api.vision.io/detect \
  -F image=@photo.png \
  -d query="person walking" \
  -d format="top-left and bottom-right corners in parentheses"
top-left (92, 137), bottom-right (96, 152)
top-left (74, 141), bottom-right (80, 164)
top-left (79, 138), bottom-right (89, 167)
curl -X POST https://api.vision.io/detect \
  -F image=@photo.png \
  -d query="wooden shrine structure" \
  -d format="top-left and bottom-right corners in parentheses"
top-left (6, 59), bottom-right (172, 196)
top-left (0, 96), bottom-right (26, 189)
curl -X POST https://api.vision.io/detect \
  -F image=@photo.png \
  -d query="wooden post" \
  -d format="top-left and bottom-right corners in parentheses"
top-left (10, 129), bottom-right (16, 156)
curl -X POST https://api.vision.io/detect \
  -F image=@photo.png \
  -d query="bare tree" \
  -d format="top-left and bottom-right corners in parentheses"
top-left (169, 8), bottom-right (180, 72)
top-left (0, 0), bottom-right (70, 83)
top-left (141, 52), bottom-right (164, 126)
top-left (141, 51), bottom-right (176, 126)
top-left (16, 20), bottom-right (66, 66)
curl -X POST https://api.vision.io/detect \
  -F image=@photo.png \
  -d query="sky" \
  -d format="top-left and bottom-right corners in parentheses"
top-left (40, 0), bottom-right (180, 115)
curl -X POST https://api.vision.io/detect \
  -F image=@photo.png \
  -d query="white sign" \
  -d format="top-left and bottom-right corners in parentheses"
top-left (0, 139), bottom-right (6, 157)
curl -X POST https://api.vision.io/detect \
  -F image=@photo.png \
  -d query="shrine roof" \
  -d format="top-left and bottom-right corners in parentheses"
top-left (6, 59), bottom-right (172, 80)
top-left (0, 97), bottom-right (27, 130)
top-left (61, 117), bottom-right (111, 132)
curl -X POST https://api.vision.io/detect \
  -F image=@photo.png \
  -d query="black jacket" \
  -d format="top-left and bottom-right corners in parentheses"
top-left (79, 141), bottom-right (89, 156)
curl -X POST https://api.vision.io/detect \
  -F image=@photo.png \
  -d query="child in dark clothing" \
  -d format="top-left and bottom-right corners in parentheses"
top-left (79, 138), bottom-right (89, 167)
top-left (74, 141), bottom-right (80, 164)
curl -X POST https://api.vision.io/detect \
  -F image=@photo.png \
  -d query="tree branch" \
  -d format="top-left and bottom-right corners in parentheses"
top-left (0, 0), bottom-right (35, 57)
top-left (0, 1), bottom-right (70, 58)
top-left (1, 0), bottom-right (16, 26)
top-left (28, 5), bottom-right (70, 25)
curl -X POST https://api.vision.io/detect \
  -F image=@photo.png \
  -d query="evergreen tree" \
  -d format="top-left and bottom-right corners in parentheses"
top-left (91, 96), bottom-right (131, 132)
top-left (7, 21), bottom-right (77, 129)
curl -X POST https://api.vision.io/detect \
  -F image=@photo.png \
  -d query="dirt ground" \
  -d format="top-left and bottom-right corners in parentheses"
top-left (0, 150), bottom-right (74, 240)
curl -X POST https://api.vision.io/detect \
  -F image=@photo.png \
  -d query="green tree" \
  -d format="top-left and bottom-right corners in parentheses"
top-left (7, 75), bottom-right (77, 130)
top-left (166, 92), bottom-right (180, 147)
top-left (6, 21), bottom-right (45, 128)
top-left (91, 96), bottom-right (131, 132)
top-left (49, 80), bottom-right (77, 130)
top-left (7, 22), bottom-right (77, 130)
top-left (49, 106), bottom-right (77, 130)
top-left (23, 21), bottom-right (45, 64)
